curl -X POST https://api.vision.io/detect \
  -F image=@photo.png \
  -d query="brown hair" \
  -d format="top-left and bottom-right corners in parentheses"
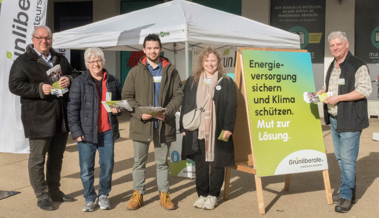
top-left (192, 47), bottom-right (226, 84)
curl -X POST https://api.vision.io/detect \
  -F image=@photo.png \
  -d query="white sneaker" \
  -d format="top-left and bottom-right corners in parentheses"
top-left (82, 201), bottom-right (95, 212)
top-left (97, 195), bottom-right (111, 210)
top-left (193, 196), bottom-right (207, 209)
top-left (203, 195), bottom-right (218, 210)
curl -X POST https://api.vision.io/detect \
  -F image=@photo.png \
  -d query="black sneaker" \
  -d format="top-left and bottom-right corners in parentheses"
top-left (37, 198), bottom-right (55, 211)
top-left (50, 191), bottom-right (75, 202)
top-left (335, 198), bottom-right (351, 213)
top-left (332, 194), bottom-right (357, 204)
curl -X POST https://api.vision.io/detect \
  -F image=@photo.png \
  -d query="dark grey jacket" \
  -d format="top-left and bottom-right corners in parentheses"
top-left (8, 44), bottom-right (76, 138)
top-left (67, 70), bottom-right (121, 144)
top-left (324, 51), bottom-right (370, 132)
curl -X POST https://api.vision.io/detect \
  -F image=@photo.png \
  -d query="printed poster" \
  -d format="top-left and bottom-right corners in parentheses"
top-left (271, 0), bottom-right (325, 63)
top-left (355, 0), bottom-right (379, 64)
top-left (242, 50), bottom-right (328, 177)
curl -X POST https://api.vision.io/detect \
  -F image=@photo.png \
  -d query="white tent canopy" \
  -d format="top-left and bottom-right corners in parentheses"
top-left (53, 0), bottom-right (300, 51)
top-left (53, 0), bottom-right (300, 77)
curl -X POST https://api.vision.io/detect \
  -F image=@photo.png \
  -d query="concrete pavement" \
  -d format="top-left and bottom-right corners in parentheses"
top-left (0, 115), bottom-right (378, 218)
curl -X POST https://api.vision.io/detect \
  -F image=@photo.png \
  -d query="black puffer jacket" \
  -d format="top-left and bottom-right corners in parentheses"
top-left (8, 44), bottom-right (77, 138)
top-left (67, 70), bottom-right (121, 144)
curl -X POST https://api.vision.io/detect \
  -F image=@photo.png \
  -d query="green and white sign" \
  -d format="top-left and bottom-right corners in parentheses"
top-left (0, 0), bottom-right (48, 153)
top-left (242, 50), bottom-right (328, 177)
top-left (169, 132), bottom-right (195, 178)
top-left (169, 112), bottom-right (196, 178)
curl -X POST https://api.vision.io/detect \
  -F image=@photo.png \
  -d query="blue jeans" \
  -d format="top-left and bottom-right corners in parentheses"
top-left (330, 117), bottom-right (361, 200)
top-left (77, 130), bottom-right (114, 202)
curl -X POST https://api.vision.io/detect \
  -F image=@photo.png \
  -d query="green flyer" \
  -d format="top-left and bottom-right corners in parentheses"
top-left (242, 50), bottom-right (328, 177)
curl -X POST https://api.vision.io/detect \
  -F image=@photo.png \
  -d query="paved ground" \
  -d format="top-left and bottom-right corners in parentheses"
top-left (0, 115), bottom-right (378, 218)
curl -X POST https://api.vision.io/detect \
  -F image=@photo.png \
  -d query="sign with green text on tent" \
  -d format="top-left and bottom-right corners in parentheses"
top-left (242, 49), bottom-right (328, 177)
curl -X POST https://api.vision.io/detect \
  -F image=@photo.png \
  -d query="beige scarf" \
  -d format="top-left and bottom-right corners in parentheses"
top-left (197, 72), bottom-right (218, 162)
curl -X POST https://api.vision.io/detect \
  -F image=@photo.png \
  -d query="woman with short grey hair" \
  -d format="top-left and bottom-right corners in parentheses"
top-left (67, 47), bottom-right (122, 212)
top-left (84, 47), bottom-right (106, 68)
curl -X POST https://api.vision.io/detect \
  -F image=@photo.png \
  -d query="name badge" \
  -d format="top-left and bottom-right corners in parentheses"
top-left (106, 92), bottom-right (112, 101)
top-left (153, 76), bottom-right (162, 83)
top-left (203, 78), bottom-right (211, 86)
top-left (216, 85), bottom-right (221, 90)
top-left (338, 78), bottom-right (345, 85)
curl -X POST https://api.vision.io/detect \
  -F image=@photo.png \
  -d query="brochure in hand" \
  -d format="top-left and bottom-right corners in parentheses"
top-left (51, 81), bottom-right (68, 97)
top-left (46, 64), bottom-right (68, 97)
top-left (102, 100), bottom-right (133, 112)
top-left (218, 130), bottom-right (229, 142)
top-left (139, 106), bottom-right (166, 116)
top-left (303, 92), bottom-right (332, 103)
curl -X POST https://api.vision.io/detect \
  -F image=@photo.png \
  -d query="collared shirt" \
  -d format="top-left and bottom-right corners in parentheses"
top-left (327, 61), bottom-right (372, 115)
top-left (33, 47), bottom-right (53, 67)
top-left (146, 60), bottom-right (162, 128)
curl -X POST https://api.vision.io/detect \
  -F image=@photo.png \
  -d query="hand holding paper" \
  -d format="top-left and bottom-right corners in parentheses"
top-left (102, 100), bottom-right (133, 112)
top-left (142, 114), bottom-right (153, 120)
top-left (155, 113), bottom-right (166, 121)
top-left (59, 77), bottom-right (70, 88)
top-left (111, 107), bottom-right (121, 114)
top-left (139, 106), bottom-right (166, 116)
top-left (324, 95), bottom-right (340, 105)
top-left (42, 84), bottom-right (52, 95)
top-left (218, 130), bottom-right (232, 142)
top-left (303, 92), bottom-right (332, 103)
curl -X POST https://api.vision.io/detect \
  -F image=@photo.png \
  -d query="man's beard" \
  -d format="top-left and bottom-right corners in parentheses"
top-left (147, 56), bottom-right (159, 62)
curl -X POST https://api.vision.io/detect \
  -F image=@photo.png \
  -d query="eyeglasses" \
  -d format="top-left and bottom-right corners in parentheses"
top-left (88, 60), bottom-right (102, 65)
top-left (33, 36), bottom-right (52, 41)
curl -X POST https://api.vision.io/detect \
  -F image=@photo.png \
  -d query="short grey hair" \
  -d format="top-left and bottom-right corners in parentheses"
top-left (84, 47), bottom-right (105, 69)
top-left (328, 31), bottom-right (348, 43)
top-left (32, 26), bottom-right (52, 37)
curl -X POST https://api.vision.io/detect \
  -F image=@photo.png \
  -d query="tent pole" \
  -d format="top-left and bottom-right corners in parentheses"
top-left (173, 42), bottom-right (177, 66)
top-left (185, 41), bottom-right (189, 79)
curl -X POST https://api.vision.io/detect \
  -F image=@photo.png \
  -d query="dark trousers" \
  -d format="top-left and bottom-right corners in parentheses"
top-left (28, 132), bottom-right (68, 200)
top-left (193, 140), bottom-right (225, 197)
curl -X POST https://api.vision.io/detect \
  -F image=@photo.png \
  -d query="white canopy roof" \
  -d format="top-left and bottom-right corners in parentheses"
top-left (52, 0), bottom-right (300, 51)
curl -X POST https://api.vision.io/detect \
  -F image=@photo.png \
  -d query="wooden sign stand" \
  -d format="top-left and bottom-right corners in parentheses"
top-left (223, 48), bottom-right (333, 215)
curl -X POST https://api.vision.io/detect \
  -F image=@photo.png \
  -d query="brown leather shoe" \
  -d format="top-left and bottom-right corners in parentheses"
top-left (127, 190), bottom-right (143, 210)
top-left (160, 191), bottom-right (175, 210)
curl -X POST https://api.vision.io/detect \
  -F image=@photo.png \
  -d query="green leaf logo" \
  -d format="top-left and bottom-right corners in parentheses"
top-left (6, 51), bottom-right (12, 60)
top-left (223, 49), bottom-right (230, 56)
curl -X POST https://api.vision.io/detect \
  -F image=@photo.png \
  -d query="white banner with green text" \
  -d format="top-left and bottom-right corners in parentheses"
top-left (0, 0), bottom-right (48, 153)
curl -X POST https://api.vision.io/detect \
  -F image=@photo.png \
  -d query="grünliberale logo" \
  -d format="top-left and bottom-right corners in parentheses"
top-left (289, 157), bottom-right (323, 165)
